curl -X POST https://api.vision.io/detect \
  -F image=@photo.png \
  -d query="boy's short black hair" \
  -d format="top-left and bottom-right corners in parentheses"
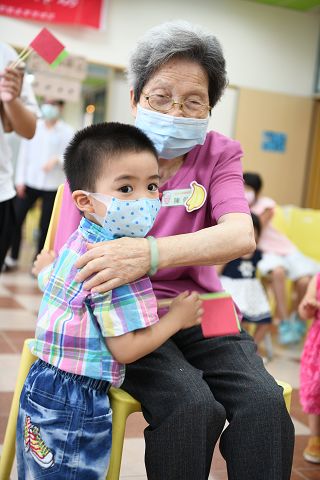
top-left (243, 172), bottom-right (263, 195)
top-left (64, 122), bottom-right (158, 192)
top-left (251, 212), bottom-right (261, 237)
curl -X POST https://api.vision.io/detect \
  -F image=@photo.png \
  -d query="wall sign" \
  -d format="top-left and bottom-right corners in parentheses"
top-left (261, 131), bottom-right (287, 153)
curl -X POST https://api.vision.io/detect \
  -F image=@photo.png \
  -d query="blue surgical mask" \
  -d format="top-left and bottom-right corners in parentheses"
top-left (135, 104), bottom-right (209, 160)
top-left (41, 104), bottom-right (60, 120)
top-left (87, 192), bottom-right (161, 238)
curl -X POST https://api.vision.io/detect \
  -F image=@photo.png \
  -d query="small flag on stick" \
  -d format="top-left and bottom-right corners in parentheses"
top-left (11, 28), bottom-right (68, 70)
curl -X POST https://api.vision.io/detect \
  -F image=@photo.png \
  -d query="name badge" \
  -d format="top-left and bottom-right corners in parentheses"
top-left (162, 181), bottom-right (207, 212)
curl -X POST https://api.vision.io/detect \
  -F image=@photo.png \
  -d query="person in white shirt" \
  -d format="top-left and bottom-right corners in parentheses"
top-left (0, 42), bottom-right (38, 271)
top-left (4, 99), bottom-right (74, 270)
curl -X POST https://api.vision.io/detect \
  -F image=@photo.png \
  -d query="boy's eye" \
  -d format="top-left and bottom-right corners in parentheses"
top-left (119, 185), bottom-right (133, 193)
top-left (148, 183), bottom-right (159, 192)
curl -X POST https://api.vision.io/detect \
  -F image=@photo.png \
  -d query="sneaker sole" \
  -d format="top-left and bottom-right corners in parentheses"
top-left (303, 452), bottom-right (320, 463)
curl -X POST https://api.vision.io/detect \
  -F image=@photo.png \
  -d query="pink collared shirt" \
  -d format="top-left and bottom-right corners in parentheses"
top-left (55, 131), bottom-right (250, 299)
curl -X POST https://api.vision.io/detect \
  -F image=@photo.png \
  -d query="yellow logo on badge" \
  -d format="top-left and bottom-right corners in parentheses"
top-left (185, 181), bottom-right (207, 212)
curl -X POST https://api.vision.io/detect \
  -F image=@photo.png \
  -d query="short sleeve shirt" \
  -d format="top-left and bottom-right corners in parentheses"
top-left (53, 131), bottom-right (250, 299)
top-left (149, 130), bottom-right (250, 299)
top-left (31, 217), bottom-right (159, 387)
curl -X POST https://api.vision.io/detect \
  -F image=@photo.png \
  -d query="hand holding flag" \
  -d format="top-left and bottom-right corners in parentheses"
top-left (0, 28), bottom-right (68, 102)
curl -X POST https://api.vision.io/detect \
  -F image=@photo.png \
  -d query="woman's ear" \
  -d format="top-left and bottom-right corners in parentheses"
top-left (130, 87), bottom-right (137, 117)
top-left (72, 191), bottom-right (95, 213)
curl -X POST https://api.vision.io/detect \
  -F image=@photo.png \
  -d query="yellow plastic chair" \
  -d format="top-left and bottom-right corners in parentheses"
top-left (0, 339), bottom-right (141, 480)
top-left (271, 204), bottom-right (292, 237)
top-left (287, 206), bottom-right (320, 262)
top-left (24, 199), bottom-right (42, 245)
top-left (0, 337), bottom-right (293, 480)
top-left (43, 183), bottom-right (65, 251)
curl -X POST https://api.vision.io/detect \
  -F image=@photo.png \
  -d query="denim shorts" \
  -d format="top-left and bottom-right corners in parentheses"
top-left (16, 359), bottom-right (112, 480)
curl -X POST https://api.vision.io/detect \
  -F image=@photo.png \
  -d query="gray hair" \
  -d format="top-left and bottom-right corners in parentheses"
top-left (128, 21), bottom-right (228, 109)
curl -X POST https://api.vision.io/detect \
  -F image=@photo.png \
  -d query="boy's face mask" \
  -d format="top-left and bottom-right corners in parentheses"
top-left (85, 192), bottom-right (161, 238)
top-left (135, 104), bottom-right (209, 160)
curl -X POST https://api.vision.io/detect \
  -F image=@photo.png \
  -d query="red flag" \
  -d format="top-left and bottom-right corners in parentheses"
top-left (30, 28), bottom-right (65, 64)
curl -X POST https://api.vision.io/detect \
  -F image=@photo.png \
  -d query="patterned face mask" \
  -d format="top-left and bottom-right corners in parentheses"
top-left (85, 192), bottom-right (161, 238)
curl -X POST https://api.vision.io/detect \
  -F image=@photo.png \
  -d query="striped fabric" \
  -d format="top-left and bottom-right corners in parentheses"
top-left (30, 217), bottom-right (159, 387)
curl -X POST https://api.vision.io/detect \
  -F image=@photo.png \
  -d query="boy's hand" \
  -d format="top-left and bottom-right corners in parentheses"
top-left (169, 291), bottom-right (203, 329)
top-left (32, 249), bottom-right (56, 277)
top-left (300, 299), bottom-right (320, 319)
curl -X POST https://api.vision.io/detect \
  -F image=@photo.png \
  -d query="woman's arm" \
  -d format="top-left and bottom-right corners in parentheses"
top-left (75, 212), bottom-right (255, 293)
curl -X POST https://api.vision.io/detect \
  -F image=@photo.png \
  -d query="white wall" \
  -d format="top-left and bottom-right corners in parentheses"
top-left (0, 0), bottom-right (319, 97)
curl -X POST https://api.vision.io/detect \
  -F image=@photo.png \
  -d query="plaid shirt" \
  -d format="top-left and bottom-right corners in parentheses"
top-left (30, 217), bottom-right (159, 387)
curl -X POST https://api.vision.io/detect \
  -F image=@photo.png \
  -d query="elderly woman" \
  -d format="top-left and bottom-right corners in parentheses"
top-left (49, 22), bottom-right (294, 480)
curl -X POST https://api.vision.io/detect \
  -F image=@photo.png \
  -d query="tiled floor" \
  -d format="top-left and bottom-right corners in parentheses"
top-left (0, 245), bottom-right (319, 479)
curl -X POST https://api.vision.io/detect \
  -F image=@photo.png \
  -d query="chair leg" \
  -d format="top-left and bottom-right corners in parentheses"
top-left (0, 341), bottom-right (36, 480)
top-left (106, 401), bottom-right (134, 480)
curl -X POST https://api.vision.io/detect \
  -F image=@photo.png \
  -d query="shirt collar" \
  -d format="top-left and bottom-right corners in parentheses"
top-left (79, 217), bottom-right (116, 242)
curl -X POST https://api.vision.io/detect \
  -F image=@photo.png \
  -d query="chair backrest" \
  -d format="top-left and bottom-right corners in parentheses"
top-left (271, 205), bottom-right (320, 263)
top-left (287, 207), bottom-right (320, 262)
top-left (44, 183), bottom-right (65, 251)
top-left (271, 205), bottom-right (292, 236)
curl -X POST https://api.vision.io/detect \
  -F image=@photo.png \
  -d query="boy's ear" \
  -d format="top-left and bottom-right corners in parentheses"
top-left (72, 191), bottom-right (95, 213)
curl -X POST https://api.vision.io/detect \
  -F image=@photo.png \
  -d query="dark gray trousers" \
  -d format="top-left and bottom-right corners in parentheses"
top-left (122, 328), bottom-right (294, 480)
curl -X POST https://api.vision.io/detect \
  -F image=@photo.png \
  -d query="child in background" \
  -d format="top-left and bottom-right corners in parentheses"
top-left (16, 122), bottom-right (203, 479)
top-left (299, 273), bottom-right (320, 464)
top-left (216, 213), bottom-right (272, 355)
top-left (243, 172), bottom-right (319, 345)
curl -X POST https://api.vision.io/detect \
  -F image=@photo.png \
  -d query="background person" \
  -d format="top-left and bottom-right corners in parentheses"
top-left (0, 42), bottom-right (38, 272)
top-left (244, 171), bottom-right (319, 345)
top-left (42, 21), bottom-right (294, 480)
top-left (4, 99), bottom-right (74, 271)
top-left (298, 273), bottom-right (320, 464)
top-left (216, 213), bottom-right (272, 358)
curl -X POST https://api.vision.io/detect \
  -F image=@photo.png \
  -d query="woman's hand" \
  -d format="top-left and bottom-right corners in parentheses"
top-left (75, 237), bottom-right (150, 292)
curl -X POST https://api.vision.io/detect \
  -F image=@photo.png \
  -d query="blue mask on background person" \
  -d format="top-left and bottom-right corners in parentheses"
top-left (86, 192), bottom-right (161, 238)
top-left (41, 104), bottom-right (60, 120)
top-left (135, 104), bottom-right (209, 160)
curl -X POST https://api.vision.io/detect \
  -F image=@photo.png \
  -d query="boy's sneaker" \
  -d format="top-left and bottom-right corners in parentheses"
top-left (303, 436), bottom-right (320, 463)
top-left (29, 424), bottom-right (54, 468)
top-left (278, 320), bottom-right (301, 345)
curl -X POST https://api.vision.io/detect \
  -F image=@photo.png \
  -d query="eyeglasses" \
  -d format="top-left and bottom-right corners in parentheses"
top-left (142, 93), bottom-right (212, 117)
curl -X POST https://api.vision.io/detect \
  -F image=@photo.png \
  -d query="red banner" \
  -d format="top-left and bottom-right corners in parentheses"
top-left (0, 0), bottom-right (105, 29)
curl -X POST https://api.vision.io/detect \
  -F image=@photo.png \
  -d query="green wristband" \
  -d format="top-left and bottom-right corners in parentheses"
top-left (147, 236), bottom-right (159, 276)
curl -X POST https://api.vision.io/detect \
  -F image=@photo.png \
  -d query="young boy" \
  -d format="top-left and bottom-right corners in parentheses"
top-left (16, 122), bottom-right (203, 480)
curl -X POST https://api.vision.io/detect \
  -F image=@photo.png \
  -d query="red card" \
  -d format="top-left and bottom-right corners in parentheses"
top-left (30, 28), bottom-right (65, 64)
top-left (200, 293), bottom-right (240, 337)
